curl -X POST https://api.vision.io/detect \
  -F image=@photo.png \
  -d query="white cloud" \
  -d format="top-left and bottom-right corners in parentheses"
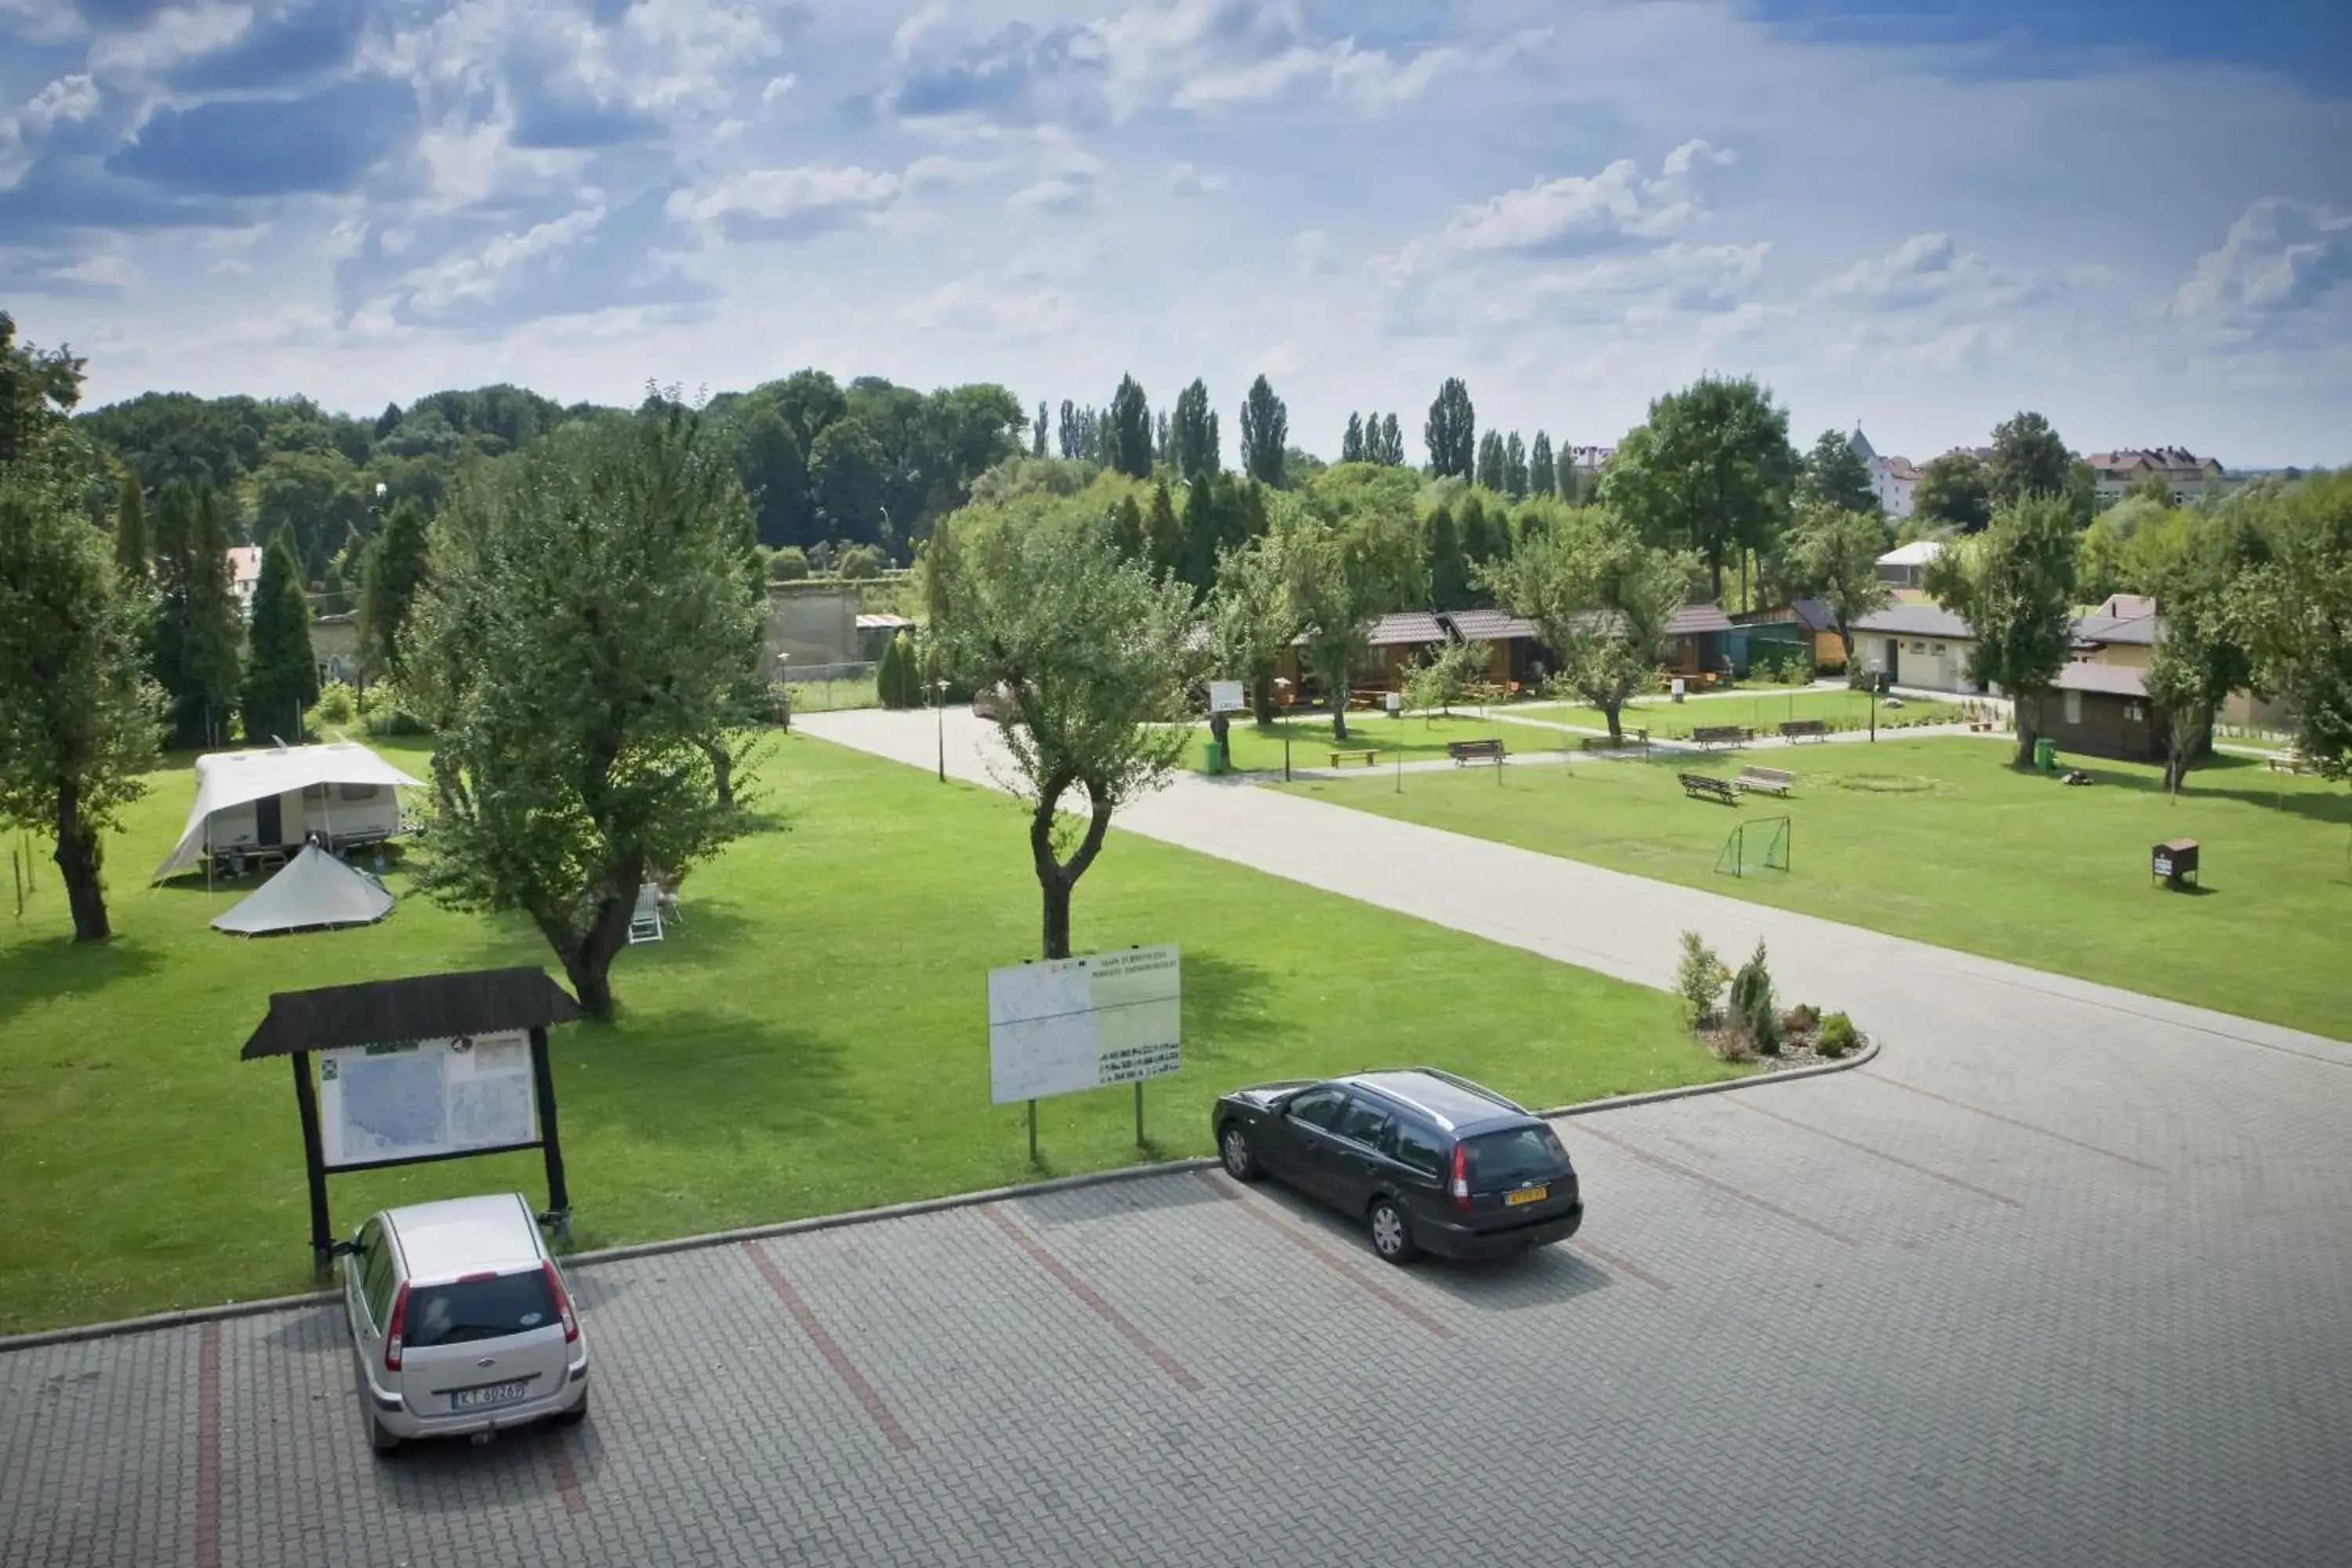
top-left (903, 278), bottom-right (1072, 339)
top-left (207, 256), bottom-right (252, 275)
top-left (891, 7), bottom-right (946, 63)
top-left (1007, 172), bottom-right (1094, 213)
top-left (1167, 161), bottom-right (1225, 198)
top-left (2171, 198), bottom-right (2352, 325)
top-left (56, 252), bottom-right (142, 292)
top-left (665, 165), bottom-right (904, 234)
top-left (1443, 140), bottom-right (1735, 254)
top-left (761, 74), bottom-right (797, 104)
top-left (19, 75), bottom-right (100, 137)
top-left (89, 5), bottom-right (255, 76)
top-left (399, 204), bottom-right (606, 318)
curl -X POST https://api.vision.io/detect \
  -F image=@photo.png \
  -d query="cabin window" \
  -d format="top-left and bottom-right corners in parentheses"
top-left (2125, 703), bottom-right (2145, 723)
top-left (339, 782), bottom-right (380, 801)
top-left (2063, 689), bottom-right (2082, 724)
top-left (1910, 641), bottom-right (1926, 654)
top-left (1933, 644), bottom-right (1947, 655)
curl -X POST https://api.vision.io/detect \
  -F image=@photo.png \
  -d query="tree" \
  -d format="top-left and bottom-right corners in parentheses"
top-left (877, 630), bottom-right (924, 708)
top-left (1426, 503), bottom-right (1469, 610)
top-left (1424, 378), bottom-right (1476, 478)
top-left (768, 368), bottom-right (848, 453)
top-left (1530, 433), bottom-right (1556, 503)
top-left (1378, 414), bottom-right (1403, 467)
top-left (405, 404), bottom-right (765, 1018)
top-left (1154, 411), bottom-right (1172, 467)
top-left (241, 537), bottom-right (318, 743)
top-left (1987, 412), bottom-right (2076, 511)
top-left (1341, 413), bottom-right (1365, 464)
top-left (926, 503), bottom-right (1198, 959)
top-left (0, 406), bottom-right (160, 942)
top-left (113, 474), bottom-right (148, 579)
top-left (1483, 507), bottom-right (1692, 743)
top-left (248, 448), bottom-right (369, 583)
top-left (1400, 636), bottom-right (1490, 718)
top-left (1031, 401), bottom-right (1048, 458)
top-left (1145, 478), bottom-right (1185, 579)
top-left (1110, 376), bottom-right (1152, 479)
top-left (1206, 528), bottom-right (1301, 726)
top-left (1475, 430), bottom-right (1507, 492)
top-left (1240, 376), bottom-right (1287, 487)
top-left (1280, 493), bottom-right (1423, 740)
top-left (1798, 428), bottom-right (1878, 517)
top-left (808, 416), bottom-right (887, 546)
top-left (0, 310), bottom-right (85, 466)
top-left (1503, 432), bottom-right (1529, 499)
top-left (151, 481), bottom-right (241, 749)
top-left (731, 405), bottom-right (811, 547)
top-left (1913, 451), bottom-right (1994, 532)
top-left (359, 497), bottom-right (431, 684)
top-left (2234, 472), bottom-right (2352, 781)
top-left (1171, 378), bottom-right (1219, 481)
top-left (1783, 504), bottom-right (1894, 672)
top-left (1058, 400), bottom-right (1088, 460)
top-left (1924, 496), bottom-right (2079, 766)
top-left (2142, 512), bottom-right (2255, 793)
top-left (1600, 376), bottom-right (1797, 604)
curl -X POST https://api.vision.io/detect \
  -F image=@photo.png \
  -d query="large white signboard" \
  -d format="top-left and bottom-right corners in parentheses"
top-left (988, 946), bottom-right (1181, 1105)
top-left (1208, 681), bottom-right (1247, 715)
top-left (317, 1030), bottom-right (537, 1169)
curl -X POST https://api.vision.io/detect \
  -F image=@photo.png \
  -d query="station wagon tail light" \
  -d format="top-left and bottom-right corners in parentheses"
top-left (383, 1283), bottom-right (410, 1373)
top-left (1450, 1142), bottom-right (1471, 1210)
top-left (543, 1261), bottom-right (579, 1344)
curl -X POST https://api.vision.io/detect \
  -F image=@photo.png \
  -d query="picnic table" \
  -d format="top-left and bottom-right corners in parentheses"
top-left (2266, 751), bottom-right (2311, 775)
top-left (1328, 748), bottom-right (1379, 768)
top-left (1448, 739), bottom-right (1506, 765)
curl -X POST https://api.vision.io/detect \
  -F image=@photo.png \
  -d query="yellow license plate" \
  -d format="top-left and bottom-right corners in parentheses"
top-left (1505, 1185), bottom-right (1548, 1207)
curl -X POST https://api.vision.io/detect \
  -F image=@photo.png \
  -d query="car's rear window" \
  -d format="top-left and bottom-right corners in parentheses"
top-left (1464, 1126), bottom-right (1570, 1189)
top-left (405, 1271), bottom-right (557, 1348)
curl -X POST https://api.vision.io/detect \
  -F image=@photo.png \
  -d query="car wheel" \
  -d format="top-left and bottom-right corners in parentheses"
top-left (1367, 1196), bottom-right (1417, 1265)
top-left (554, 1391), bottom-right (589, 1428)
top-left (1218, 1123), bottom-right (1260, 1182)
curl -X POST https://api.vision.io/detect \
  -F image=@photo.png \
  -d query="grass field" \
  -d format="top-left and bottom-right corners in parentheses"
top-left (1513, 687), bottom-right (1966, 739)
top-left (0, 735), bottom-right (1726, 1334)
top-left (1194, 712), bottom-right (1544, 773)
top-left (1290, 737), bottom-right (2352, 1040)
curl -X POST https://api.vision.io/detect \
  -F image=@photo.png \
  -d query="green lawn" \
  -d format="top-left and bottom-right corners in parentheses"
top-left (0, 735), bottom-right (1726, 1334)
top-left (1196, 711), bottom-right (1549, 773)
top-left (1513, 687), bottom-right (1966, 739)
top-left (1288, 738), bottom-right (2352, 1040)
top-left (783, 674), bottom-right (880, 713)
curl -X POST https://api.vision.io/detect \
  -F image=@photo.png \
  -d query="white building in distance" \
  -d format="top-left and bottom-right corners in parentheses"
top-left (1846, 426), bottom-right (1918, 519)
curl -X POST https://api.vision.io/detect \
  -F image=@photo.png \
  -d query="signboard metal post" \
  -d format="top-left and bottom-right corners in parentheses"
top-left (292, 1051), bottom-right (332, 1270)
top-left (530, 1025), bottom-right (571, 1229)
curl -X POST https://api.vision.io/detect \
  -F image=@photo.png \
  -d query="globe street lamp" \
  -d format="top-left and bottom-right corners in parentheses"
top-left (935, 678), bottom-right (950, 782)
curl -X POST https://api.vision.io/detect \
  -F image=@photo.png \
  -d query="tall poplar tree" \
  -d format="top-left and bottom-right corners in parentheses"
top-left (1341, 413), bottom-right (1366, 463)
top-left (1240, 375), bottom-right (1287, 486)
top-left (1504, 432), bottom-right (1530, 499)
top-left (241, 536), bottom-right (318, 743)
top-left (1529, 432), bottom-right (1556, 503)
top-left (1110, 376), bottom-right (1152, 478)
top-left (1424, 379), bottom-right (1476, 477)
top-left (114, 473), bottom-right (148, 579)
top-left (1171, 378), bottom-right (1220, 481)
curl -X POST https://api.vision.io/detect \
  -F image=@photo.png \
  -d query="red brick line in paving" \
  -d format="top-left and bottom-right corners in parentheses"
top-left (742, 1241), bottom-right (917, 1452)
top-left (1857, 1073), bottom-right (2164, 1174)
top-left (1573, 1122), bottom-right (1859, 1247)
top-left (1728, 1098), bottom-right (2027, 1210)
top-left (1195, 1171), bottom-right (1456, 1337)
top-left (544, 1432), bottom-right (590, 1516)
top-left (1569, 1238), bottom-right (1675, 1295)
top-left (979, 1204), bottom-right (1206, 1391)
top-left (194, 1320), bottom-right (221, 1568)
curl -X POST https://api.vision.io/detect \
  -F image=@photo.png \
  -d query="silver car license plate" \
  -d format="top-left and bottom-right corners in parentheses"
top-left (451, 1379), bottom-right (530, 1411)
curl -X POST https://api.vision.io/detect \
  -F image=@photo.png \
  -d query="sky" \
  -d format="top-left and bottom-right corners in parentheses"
top-left (2, 0), bottom-right (2348, 468)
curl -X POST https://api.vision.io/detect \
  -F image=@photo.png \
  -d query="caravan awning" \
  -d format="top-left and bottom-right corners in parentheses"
top-left (155, 742), bottom-right (425, 880)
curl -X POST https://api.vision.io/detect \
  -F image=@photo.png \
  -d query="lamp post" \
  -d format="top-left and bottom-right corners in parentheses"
top-left (1273, 678), bottom-right (1294, 782)
top-left (935, 678), bottom-right (949, 782)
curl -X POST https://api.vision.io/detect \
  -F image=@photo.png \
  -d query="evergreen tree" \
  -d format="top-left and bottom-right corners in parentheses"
top-left (152, 481), bottom-right (241, 749)
top-left (359, 496), bottom-right (432, 684)
top-left (241, 536), bottom-right (318, 743)
top-left (1240, 375), bottom-right (1287, 487)
top-left (1530, 432), bottom-right (1556, 501)
top-left (1424, 379), bottom-right (1476, 477)
top-left (1145, 478), bottom-right (1185, 578)
top-left (1031, 401), bottom-right (1048, 458)
top-left (1798, 428), bottom-right (1879, 517)
top-left (1504, 432), bottom-right (1530, 499)
top-left (1109, 493), bottom-right (1147, 561)
top-left (373, 401), bottom-right (404, 440)
top-left (1058, 399), bottom-right (1083, 459)
top-left (1341, 413), bottom-right (1366, 464)
top-left (113, 472), bottom-right (148, 579)
top-left (1171, 378), bottom-right (1220, 481)
top-left (1426, 504), bottom-right (1470, 609)
top-left (1180, 475), bottom-right (1221, 594)
top-left (1380, 413), bottom-right (1404, 466)
top-left (1475, 430), bottom-right (1507, 492)
top-left (1111, 376), bottom-right (1152, 478)
top-left (1154, 410), bottom-right (1171, 467)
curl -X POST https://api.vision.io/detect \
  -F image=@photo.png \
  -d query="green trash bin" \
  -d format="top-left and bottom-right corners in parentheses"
top-left (1204, 740), bottom-right (1228, 776)
top-left (2034, 735), bottom-right (2058, 774)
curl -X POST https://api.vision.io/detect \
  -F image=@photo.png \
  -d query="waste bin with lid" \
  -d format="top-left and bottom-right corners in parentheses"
top-left (2034, 735), bottom-right (2058, 774)
top-left (1203, 740), bottom-right (1227, 776)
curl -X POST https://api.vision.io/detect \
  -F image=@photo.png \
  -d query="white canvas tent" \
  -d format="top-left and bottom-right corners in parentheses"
top-left (155, 742), bottom-right (425, 881)
top-left (212, 845), bottom-right (395, 936)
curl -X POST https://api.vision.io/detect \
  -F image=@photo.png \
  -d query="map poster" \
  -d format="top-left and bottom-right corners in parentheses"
top-left (988, 946), bottom-right (1181, 1105)
top-left (317, 1029), bottom-right (537, 1169)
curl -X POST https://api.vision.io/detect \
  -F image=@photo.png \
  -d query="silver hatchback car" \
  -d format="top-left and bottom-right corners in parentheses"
top-left (340, 1192), bottom-right (590, 1454)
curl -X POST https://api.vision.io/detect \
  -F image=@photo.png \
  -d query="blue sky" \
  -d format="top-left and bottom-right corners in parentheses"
top-left (2, 0), bottom-right (2347, 466)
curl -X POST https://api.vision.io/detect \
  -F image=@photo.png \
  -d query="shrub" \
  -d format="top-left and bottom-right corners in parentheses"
top-left (837, 544), bottom-right (888, 580)
top-left (307, 680), bottom-right (358, 734)
top-left (1729, 938), bottom-right (1779, 1055)
top-left (1817, 1012), bottom-right (1860, 1058)
top-left (876, 630), bottom-right (922, 709)
top-left (358, 681), bottom-right (428, 737)
top-left (1782, 1001), bottom-right (1821, 1034)
top-left (766, 546), bottom-right (811, 583)
top-left (1674, 931), bottom-right (1731, 1029)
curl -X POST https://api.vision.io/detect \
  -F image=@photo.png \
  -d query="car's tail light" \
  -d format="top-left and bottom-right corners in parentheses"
top-left (543, 1261), bottom-right (579, 1345)
top-left (383, 1283), bottom-right (409, 1372)
top-left (1450, 1142), bottom-right (1471, 1210)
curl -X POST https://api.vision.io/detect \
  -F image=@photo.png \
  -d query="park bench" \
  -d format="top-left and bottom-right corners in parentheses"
top-left (1690, 725), bottom-right (1748, 750)
top-left (2267, 751), bottom-right (2310, 775)
top-left (1328, 748), bottom-right (1380, 768)
top-left (1736, 765), bottom-right (1795, 797)
top-left (1679, 772), bottom-right (1740, 804)
top-left (1779, 719), bottom-right (1828, 742)
top-left (1448, 739), bottom-right (1506, 765)
top-left (1578, 727), bottom-right (1650, 752)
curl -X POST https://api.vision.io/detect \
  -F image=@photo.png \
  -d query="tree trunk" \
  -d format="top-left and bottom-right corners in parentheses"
top-left (2013, 707), bottom-right (2037, 768)
top-left (549, 880), bottom-right (642, 1021)
top-left (1040, 874), bottom-right (1073, 960)
top-left (53, 780), bottom-right (111, 943)
top-left (1030, 786), bottom-right (1114, 961)
top-left (1600, 698), bottom-right (1623, 744)
top-left (1836, 628), bottom-right (1857, 676)
top-left (1329, 681), bottom-right (1348, 742)
top-left (1251, 673), bottom-right (1272, 724)
top-left (706, 737), bottom-right (735, 810)
top-left (1209, 710), bottom-right (1230, 752)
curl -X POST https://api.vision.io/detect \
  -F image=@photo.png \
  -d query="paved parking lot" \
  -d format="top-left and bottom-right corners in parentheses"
top-left (8, 1040), bottom-right (2350, 1568)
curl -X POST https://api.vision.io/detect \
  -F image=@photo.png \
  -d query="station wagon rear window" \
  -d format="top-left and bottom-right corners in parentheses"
top-left (405, 1271), bottom-right (558, 1348)
top-left (1464, 1127), bottom-right (1570, 1189)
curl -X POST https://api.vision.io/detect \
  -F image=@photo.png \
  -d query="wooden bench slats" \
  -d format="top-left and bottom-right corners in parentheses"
top-left (1679, 772), bottom-right (1739, 804)
top-left (1328, 748), bottom-right (1380, 767)
top-left (1690, 725), bottom-right (1749, 748)
top-left (1447, 739), bottom-right (1506, 765)
top-left (1736, 766), bottom-right (1795, 797)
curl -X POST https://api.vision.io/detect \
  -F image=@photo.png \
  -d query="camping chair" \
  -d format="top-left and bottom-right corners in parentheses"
top-left (627, 882), bottom-right (664, 945)
top-left (654, 873), bottom-right (683, 929)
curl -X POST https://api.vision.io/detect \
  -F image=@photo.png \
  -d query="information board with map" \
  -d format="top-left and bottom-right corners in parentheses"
top-left (317, 1029), bottom-right (537, 1169)
top-left (988, 946), bottom-right (1181, 1105)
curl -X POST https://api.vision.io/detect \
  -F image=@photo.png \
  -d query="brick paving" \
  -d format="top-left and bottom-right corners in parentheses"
top-left (5, 710), bottom-right (2349, 1565)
